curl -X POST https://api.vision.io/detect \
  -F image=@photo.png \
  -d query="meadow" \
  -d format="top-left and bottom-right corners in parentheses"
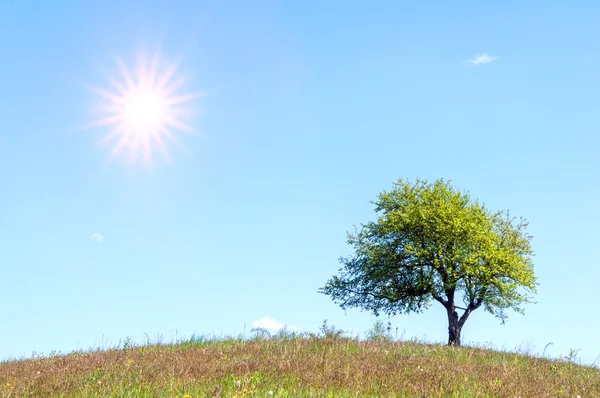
top-left (1, 324), bottom-right (599, 398)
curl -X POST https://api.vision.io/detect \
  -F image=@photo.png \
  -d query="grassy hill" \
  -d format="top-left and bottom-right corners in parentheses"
top-left (1, 333), bottom-right (599, 398)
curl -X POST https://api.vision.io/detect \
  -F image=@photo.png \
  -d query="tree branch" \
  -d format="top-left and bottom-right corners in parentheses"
top-left (457, 297), bottom-right (485, 328)
top-left (432, 294), bottom-right (448, 307)
top-left (341, 286), bottom-right (429, 304)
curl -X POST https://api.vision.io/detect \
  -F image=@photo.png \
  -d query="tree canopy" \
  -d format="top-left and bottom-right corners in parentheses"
top-left (320, 178), bottom-right (537, 346)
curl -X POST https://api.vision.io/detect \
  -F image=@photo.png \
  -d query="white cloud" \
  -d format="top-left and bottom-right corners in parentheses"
top-left (466, 53), bottom-right (498, 66)
top-left (252, 317), bottom-right (300, 332)
top-left (90, 233), bottom-right (104, 243)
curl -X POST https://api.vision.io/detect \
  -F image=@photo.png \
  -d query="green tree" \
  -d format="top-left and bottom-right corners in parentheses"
top-left (320, 178), bottom-right (537, 346)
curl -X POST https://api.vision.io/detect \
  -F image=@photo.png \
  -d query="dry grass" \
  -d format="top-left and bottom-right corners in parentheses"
top-left (1, 334), bottom-right (599, 397)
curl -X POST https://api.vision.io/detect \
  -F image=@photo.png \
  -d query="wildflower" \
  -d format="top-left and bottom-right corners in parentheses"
top-left (268, 391), bottom-right (274, 396)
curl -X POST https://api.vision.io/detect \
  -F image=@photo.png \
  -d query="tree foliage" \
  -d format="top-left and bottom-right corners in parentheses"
top-left (320, 178), bottom-right (537, 345)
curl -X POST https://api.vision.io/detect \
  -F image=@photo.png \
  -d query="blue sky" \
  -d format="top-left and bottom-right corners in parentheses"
top-left (1, 1), bottom-right (599, 365)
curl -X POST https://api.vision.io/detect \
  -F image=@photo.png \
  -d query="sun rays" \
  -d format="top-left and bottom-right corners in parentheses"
top-left (87, 52), bottom-right (202, 165)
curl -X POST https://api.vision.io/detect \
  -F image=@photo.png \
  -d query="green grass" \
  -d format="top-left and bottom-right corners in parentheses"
top-left (1, 333), bottom-right (599, 397)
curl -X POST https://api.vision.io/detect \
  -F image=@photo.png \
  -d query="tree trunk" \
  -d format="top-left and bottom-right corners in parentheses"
top-left (447, 308), bottom-right (461, 346)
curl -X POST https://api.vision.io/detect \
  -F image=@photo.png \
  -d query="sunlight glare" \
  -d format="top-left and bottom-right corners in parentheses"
top-left (87, 51), bottom-right (201, 165)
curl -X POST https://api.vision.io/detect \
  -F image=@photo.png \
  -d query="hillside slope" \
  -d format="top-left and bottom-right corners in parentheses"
top-left (1, 336), bottom-right (599, 397)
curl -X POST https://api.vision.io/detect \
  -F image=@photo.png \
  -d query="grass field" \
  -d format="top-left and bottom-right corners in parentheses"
top-left (1, 329), bottom-right (599, 398)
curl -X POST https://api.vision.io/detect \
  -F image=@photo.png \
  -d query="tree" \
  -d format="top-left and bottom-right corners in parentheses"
top-left (320, 178), bottom-right (537, 346)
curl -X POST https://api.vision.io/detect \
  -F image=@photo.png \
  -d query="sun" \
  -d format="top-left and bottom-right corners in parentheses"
top-left (88, 52), bottom-right (201, 164)
top-left (125, 89), bottom-right (164, 131)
